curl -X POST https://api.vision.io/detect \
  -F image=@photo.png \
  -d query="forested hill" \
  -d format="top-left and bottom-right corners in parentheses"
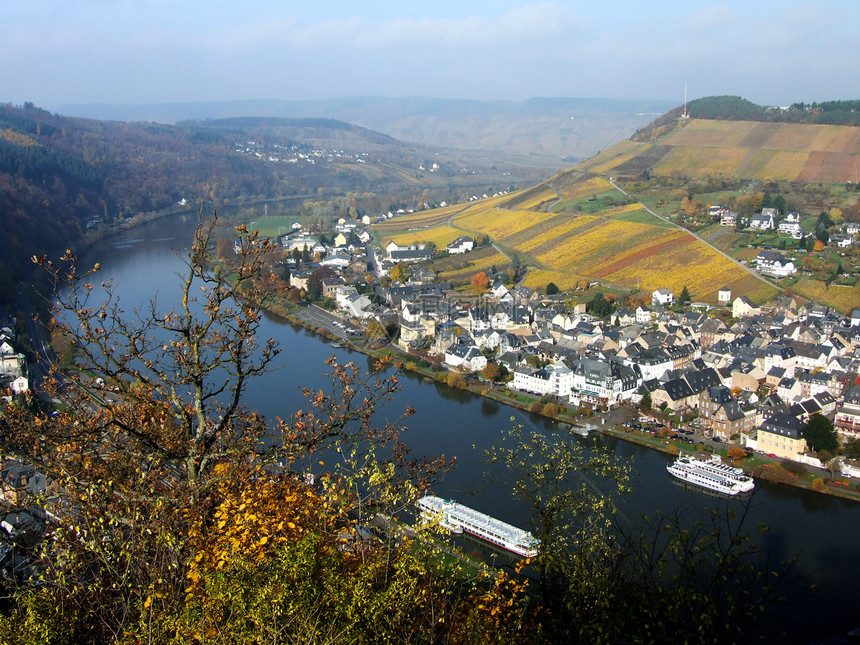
top-left (186, 117), bottom-right (399, 147)
top-left (0, 104), bottom-right (540, 307)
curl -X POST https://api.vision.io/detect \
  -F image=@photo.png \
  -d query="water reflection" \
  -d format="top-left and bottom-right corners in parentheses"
top-left (480, 398), bottom-right (499, 417)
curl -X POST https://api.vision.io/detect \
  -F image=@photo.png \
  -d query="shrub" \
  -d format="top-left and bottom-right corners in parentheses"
top-left (446, 372), bottom-right (466, 389)
top-left (727, 446), bottom-right (746, 461)
top-left (812, 477), bottom-right (826, 492)
top-left (543, 403), bottom-right (560, 418)
top-left (529, 402), bottom-right (544, 414)
top-left (781, 459), bottom-right (807, 476)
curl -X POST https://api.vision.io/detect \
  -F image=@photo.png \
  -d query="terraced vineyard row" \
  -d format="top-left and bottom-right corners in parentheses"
top-left (587, 119), bottom-right (860, 183)
top-left (371, 169), bottom-right (779, 304)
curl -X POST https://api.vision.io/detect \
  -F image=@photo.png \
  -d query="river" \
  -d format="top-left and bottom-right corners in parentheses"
top-left (82, 213), bottom-right (860, 643)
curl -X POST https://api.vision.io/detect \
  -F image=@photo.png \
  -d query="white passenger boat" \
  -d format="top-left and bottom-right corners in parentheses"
top-left (417, 496), bottom-right (539, 557)
top-left (666, 454), bottom-right (755, 496)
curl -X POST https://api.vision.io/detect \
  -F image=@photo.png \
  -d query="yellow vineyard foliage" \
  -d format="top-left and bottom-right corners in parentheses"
top-left (453, 207), bottom-right (556, 241)
top-left (521, 268), bottom-right (584, 292)
top-left (792, 279), bottom-right (860, 314)
top-left (503, 187), bottom-right (559, 211)
top-left (584, 229), bottom-right (687, 275)
top-left (370, 203), bottom-right (466, 233)
top-left (649, 119), bottom-right (860, 182)
top-left (584, 149), bottom-right (644, 175)
top-left (532, 219), bottom-right (652, 272)
top-left (438, 250), bottom-right (509, 281)
top-left (655, 146), bottom-right (748, 177)
top-left (517, 215), bottom-right (599, 252)
top-left (383, 225), bottom-right (465, 249)
top-left (600, 239), bottom-right (753, 297)
top-left (662, 119), bottom-right (860, 153)
top-left (599, 203), bottom-right (646, 218)
top-left (558, 175), bottom-right (613, 199)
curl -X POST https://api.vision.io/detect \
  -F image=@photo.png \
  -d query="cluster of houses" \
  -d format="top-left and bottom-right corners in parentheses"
top-left (273, 217), bottom-right (860, 471)
top-left (232, 140), bottom-right (374, 167)
top-left (0, 318), bottom-right (46, 581)
top-left (357, 270), bottom-right (860, 468)
top-left (716, 205), bottom-right (856, 249)
top-left (0, 325), bottom-right (28, 400)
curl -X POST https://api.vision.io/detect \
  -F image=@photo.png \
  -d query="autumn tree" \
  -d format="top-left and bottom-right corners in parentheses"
top-left (470, 271), bottom-right (490, 294)
top-left (3, 214), bottom-right (454, 643)
top-left (2, 215), bottom-right (281, 640)
top-left (542, 402), bottom-right (560, 418)
top-left (728, 445), bottom-right (747, 461)
top-left (482, 426), bottom-right (630, 630)
top-left (389, 261), bottom-right (409, 283)
top-left (482, 425), bottom-right (801, 643)
top-left (481, 362), bottom-right (500, 382)
top-left (307, 265), bottom-right (337, 301)
top-left (446, 371), bottom-right (466, 389)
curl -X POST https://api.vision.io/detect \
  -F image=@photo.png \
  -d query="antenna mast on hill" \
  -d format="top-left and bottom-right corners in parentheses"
top-left (683, 84), bottom-right (689, 118)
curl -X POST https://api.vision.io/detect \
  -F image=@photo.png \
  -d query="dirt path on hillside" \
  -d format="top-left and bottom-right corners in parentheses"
top-left (606, 178), bottom-right (776, 292)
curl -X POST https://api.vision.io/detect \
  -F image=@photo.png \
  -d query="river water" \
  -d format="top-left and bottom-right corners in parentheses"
top-left (82, 213), bottom-right (860, 643)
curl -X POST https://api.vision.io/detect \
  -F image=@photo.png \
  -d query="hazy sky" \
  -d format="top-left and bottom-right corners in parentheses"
top-left (2, 0), bottom-right (857, 108)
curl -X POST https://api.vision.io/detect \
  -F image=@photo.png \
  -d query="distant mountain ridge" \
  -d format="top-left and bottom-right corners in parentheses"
top-left (54, 96), bottom-right (676, 163)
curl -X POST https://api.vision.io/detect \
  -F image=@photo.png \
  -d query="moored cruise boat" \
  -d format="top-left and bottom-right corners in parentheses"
top-left (666, 454), bottom-right (755, 496)
top-left (417, 496), bottom-right (539, 557)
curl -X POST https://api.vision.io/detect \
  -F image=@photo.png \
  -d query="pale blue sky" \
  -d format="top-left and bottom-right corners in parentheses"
top-left (2, 1), bottom-right (856, 108)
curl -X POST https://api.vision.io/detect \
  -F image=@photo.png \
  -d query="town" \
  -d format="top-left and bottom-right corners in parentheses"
top-left (199, 205), bottom-right (860, 486)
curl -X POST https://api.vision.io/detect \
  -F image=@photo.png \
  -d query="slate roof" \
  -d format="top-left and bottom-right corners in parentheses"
top-left (659, 377), bottom-right (695, 401)
top-left (760, 412), bottom-right (805, 439)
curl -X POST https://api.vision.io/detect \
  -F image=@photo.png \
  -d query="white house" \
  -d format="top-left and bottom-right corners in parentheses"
top-left (512, 362), bottom-right (573, 398)
top-left (385, 240), bottom-right (402, 256)
top-left (444, 344), bottom-right (487, 372)
top-left (320, 253), bottom-right (351, 269)
top-left (720, 211), bottom-right (739, 227)
top-left (750, 211), bottom-right (776, 230)
top-left (755, 250), bottom-right (796, 278)
top-left (446, 236), bottom-right (475, 254)
top-left (570, 358), bottom-right (639, 408)
top-left (778, 221), bottom-right (804, 239)
top-left (732, 296), bottom-right (760, 319)
top-left (652, 289), bottom-right (674, 306)
top-left (831, 233), bottom-right (853, 248)
top-left (635, 306), bottom-right (653, 324)
top-left (335, 287), bottom-right (372, 319)
top-left (513, 366), bottom-right (552, 396)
